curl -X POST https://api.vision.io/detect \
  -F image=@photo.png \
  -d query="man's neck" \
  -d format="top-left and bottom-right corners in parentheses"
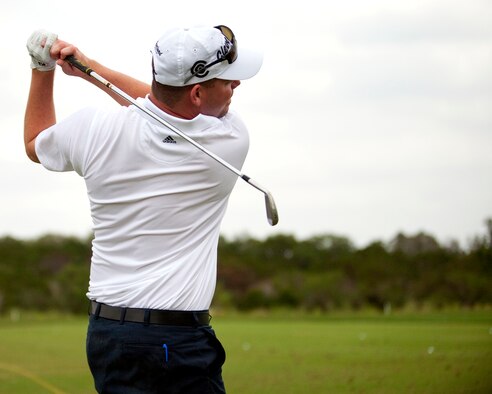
top-left (148, 93), bottom-right (197, 120)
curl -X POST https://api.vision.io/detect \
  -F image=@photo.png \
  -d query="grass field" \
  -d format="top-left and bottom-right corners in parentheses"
top-left (0, 310), bottom-right (490, 393)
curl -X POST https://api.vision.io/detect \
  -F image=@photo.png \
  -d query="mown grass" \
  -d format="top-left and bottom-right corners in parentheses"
top-left (0, 309), bottom-right (490, 393)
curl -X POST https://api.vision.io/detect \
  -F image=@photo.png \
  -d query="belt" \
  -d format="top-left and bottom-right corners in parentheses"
top-left (90, 301), bottom-right (211, 326)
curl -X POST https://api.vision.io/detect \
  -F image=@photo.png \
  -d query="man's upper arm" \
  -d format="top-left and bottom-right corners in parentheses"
top-left (35, 107), bottom-right (99, 173)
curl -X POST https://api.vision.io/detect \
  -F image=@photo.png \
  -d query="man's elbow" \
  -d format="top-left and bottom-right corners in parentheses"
top-left (25, 141), bottom-right (40, 163)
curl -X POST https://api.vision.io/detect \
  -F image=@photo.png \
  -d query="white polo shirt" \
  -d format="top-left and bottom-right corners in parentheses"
top-left (35, 96), bottom-right (249, 310)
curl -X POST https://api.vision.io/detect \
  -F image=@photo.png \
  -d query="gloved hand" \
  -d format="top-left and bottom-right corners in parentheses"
top-left (26, 29), bottom-right (58, 71)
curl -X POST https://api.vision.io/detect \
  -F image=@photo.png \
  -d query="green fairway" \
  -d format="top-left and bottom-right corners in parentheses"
top-left (0, 311), bottom-right (490, 393)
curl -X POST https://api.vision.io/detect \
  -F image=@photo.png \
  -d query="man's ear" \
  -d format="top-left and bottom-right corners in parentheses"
top-left (189, 84), bottom-right (203, 107)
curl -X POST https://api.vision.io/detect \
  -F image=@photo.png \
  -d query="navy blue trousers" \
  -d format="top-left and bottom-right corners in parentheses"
top-left (86, 315), bottom-right (226, 393)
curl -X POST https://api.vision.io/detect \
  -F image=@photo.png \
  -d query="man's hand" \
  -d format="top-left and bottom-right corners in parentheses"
top-left (53, 40), bottom-right (92, 78)
top-left (26, 29), bottom-right (58, 71)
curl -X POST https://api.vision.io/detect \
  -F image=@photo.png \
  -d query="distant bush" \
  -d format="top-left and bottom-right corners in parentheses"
top-left (0, 219), bottom-right (491, 314)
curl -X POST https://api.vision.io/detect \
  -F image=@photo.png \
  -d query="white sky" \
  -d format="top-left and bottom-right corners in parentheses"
top-left (1, 0), bottom-right (491, 248)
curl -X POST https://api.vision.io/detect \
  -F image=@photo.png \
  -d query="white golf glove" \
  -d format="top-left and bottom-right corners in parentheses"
top-left (26, 29), bottom-right (58, 71)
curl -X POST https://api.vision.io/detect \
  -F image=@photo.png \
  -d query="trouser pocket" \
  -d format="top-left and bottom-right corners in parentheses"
top-left (200, 326), bottom-right (226, 374)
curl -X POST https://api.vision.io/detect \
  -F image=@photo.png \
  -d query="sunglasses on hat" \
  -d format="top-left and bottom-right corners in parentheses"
top-left (183, 25), bottom-right (238, 84)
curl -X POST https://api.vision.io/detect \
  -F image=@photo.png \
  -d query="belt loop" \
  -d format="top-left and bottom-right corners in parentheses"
top-left (94, 302), bottom-right (101, 320)
top-left (119, 308), bottom-right (127, 325)
top-left (144, 310), bottom-right (151, 326)
top-left (193, 312), bottom-right (201, 327)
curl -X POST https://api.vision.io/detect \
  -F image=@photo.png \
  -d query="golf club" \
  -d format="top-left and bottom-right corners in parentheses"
top-left (65, 55), bottom-right (279, 226)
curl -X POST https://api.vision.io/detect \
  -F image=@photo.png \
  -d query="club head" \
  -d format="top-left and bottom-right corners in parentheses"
top-left (265, 192), bottom-right (279, 226)
top-left (242, 176), bottom-right (278, 226)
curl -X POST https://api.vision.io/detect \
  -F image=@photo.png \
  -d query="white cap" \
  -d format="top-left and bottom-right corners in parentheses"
top-left (151, 26), bottom-right (263, 87)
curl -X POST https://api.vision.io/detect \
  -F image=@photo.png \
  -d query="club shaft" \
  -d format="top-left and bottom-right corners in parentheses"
top-left (65, 55), bottom-right (278, 225)
top-left (67, 57), bottom-right (265, 186)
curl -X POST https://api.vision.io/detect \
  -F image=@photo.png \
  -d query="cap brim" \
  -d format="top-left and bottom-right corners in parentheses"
top-left (218, 46), bottom-right (263, 81)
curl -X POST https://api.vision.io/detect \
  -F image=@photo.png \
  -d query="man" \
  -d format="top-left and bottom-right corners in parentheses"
top-left (24, 26), bottom-right (263, 393)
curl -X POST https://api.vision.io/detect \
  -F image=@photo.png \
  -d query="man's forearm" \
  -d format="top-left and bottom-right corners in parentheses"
top-left (52, 38), bottom-right (151, 106)
top-left (74, 59), bottom-right (151, 106)
top-left (24, 69), bottom-right (56, 163)
top-left (91, 62), bottom-right (150, 105)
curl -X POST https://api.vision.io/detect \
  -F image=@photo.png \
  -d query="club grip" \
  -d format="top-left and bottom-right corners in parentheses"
top-left (65, 55), bottom-right (93, 75)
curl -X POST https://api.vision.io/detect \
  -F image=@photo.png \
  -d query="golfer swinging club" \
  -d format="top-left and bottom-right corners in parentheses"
top-left (24, 26), bottom-right (263, 393)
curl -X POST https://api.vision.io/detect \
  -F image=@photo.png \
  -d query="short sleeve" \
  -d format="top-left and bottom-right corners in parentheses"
top-left (35, 107), bottom-right (98, 174)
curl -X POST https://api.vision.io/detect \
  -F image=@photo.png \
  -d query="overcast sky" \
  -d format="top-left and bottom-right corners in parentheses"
top-left (1, 0), bottom-right (491, 248)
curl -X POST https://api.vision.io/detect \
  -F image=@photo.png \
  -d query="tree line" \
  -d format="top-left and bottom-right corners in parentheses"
top-left (0, 220), bottom-right (491, 314)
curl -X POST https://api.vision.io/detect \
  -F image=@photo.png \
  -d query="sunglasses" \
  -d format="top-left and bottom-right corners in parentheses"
top-left (183, 25), bottom-right (238, 84)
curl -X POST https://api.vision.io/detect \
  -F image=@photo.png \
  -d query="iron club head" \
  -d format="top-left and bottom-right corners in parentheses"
top-left (265, 192), bottom-right (279, 226)
top-left (243, 176), bottom-right (279, 226)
